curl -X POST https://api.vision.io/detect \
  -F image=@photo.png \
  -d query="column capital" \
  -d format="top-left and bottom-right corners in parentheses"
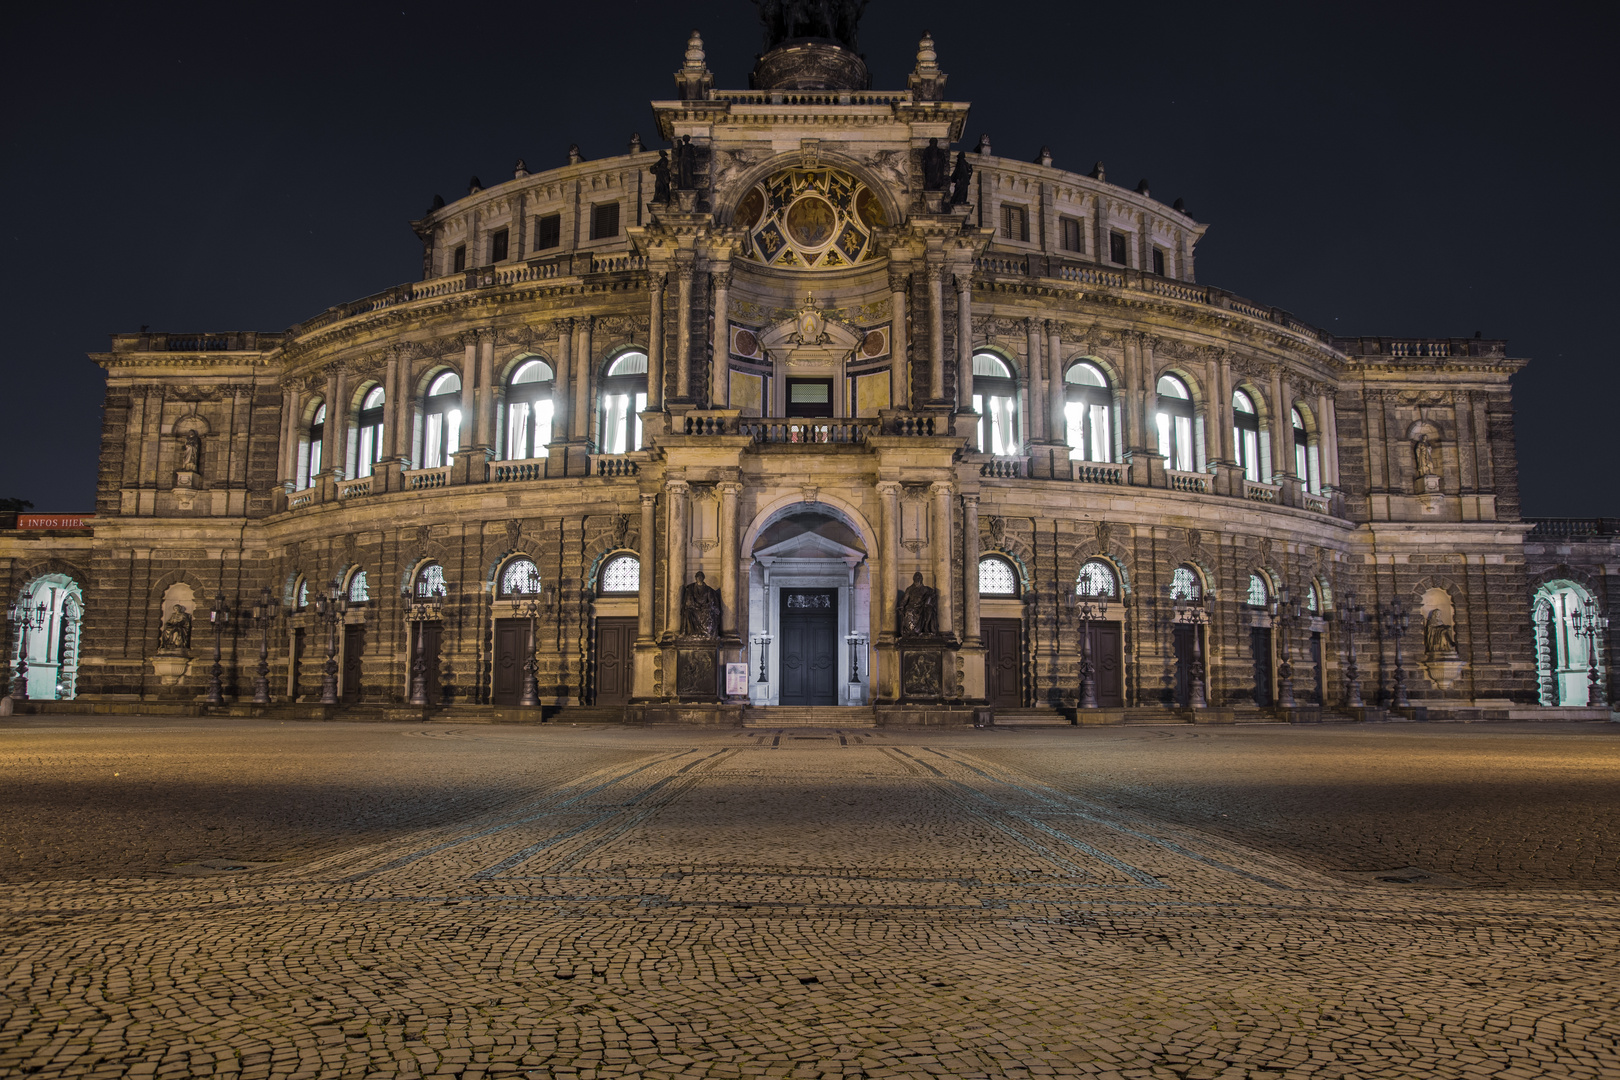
top-left (953, 272), bottom-right (972, 293)
top-left (875, 480), bottom-right (903, 497)
top-left (929, 479), bottom-right (955, 496)
top-left (649, 271), bottom-right (667, 291)
top-left (711, 269), bottom-right (732, 289)
top-left (923, 259), bottom-right (945, 281)
top-left (960, 492), bottom-right (980, 507)
top-left (640, 491), bottom-right (660, 506)
top-left (1044, 319), bottom-right (1060, 338)
top-left (665, 478), bottom-right (690, 495)
top-left (888, 267), bottom-right (910, 292)
top-left (552, 317), bottom-right (574, 335)
top-left (717, 481), bottom-right (742, 496)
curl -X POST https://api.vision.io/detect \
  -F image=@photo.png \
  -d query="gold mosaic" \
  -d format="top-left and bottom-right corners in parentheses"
top-left (736, 167), bottom-right (884, 271)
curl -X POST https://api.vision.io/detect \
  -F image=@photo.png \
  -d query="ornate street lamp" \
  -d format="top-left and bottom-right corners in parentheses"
top-left (401, 580), bottom-right (446, 706)
top-left (314, 578), bottom-right (348, 706)
top-left (1381, 600), bottom-right (1411, 708)
top-left (1067, 590), bottom-right (1110, 709)
top-left (1577, 602), bottom-right (1609, 708)
top-left (1170, 586), bottom-right (1209, 709)
top-left (846, 632), bottom-right (867, 684)
top-left (752, 633), bottom-right (772, 683)
top-left (249, 587), bottom-right (280, 705)
top-left (205, 592), bottom-right (232, 705)
top-left (1338, 590), bottom-right (1368, 708)
top-left (6, 598), bottom-right (48, 701)
top-left (1274, 584), bottom-right (1301, 709)
top-left (512, 592), bottom-right (544, 708)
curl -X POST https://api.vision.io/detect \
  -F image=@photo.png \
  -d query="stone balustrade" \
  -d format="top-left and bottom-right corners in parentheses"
top-left (335, 477), bottom-right (372, 500)
top-left (591, 455), bottom-right (640, 477)
top-left (1244, 479), bottom-right (1281, 503)
top-left (1073, 461), bottom-right (1126, 485)
top-left (405, 466), bottom-right (451, 491)
top-left (491, 458), bottom-right (546, 483)
top-left (1167, 470), bottom-right (1210, 494)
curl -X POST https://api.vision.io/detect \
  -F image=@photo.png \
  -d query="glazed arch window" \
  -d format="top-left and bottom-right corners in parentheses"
top-left (1155, 374), bottom-right (1196, 473)
top-left (1292, 408), bottom-right (1309, 483)
top-left (1171, 565), bottom-right (1202, 602)
top-left (355, 386), bottom-right (385, 479)
top-left (1152, 247), bottom-right (1167, 276)
top-left (1305, 582), bottom-right (1319, 613)
top-left (599, 352), bottom-right (648, 454)
top-left (978, 556), bottom-right (1018, 597)
top-left (500, 558), bottom-right (542, 597)
top-left (296, 577), bottom-right (310, 611)
top-left (422, 372), bottom-right (462, 469)
top-left (1076, 559), bottom-right (1119, 599)
top-left (1247, 573), bottom-right (1269, 609)
top-left (504, 359), bottom-right (554, 461)
top-left (298, 403), bottom-right (326, 489)
top-left (414, 563), bottom-right (446, 600)
top-left (1064, 361), bottom-right (1113, 463)
top-left (1233, 390), bottom-right (1261, 482)
top-left (347, 570), bottom-right (370, 603)
top-left (971, 352), bottom-right (1020, 456)
top-left (600, 554), bottom-right (640, 595)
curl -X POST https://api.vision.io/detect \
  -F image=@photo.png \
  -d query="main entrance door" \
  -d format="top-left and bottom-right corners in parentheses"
top-left (1091, 621), bottom-right (1124, 707)
top-left (595, 617), bottom-right (636, 705)
top-left (1250, 626), bottom-right (1274, 706)
top-left (983, 618), bottom-right (1021, 707)
top-left (342, 624), bottom-right (366, 701)
top-left (491, 618), bottom-right (528, 705)
top-left (780, 589), bottom-right (837, 705)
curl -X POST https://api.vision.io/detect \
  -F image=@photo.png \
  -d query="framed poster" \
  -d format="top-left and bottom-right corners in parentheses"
top-left (725, 663), bottom-right (750, 697)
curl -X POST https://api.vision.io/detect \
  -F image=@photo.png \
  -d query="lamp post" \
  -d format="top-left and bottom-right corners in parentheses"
top-left (250, 587), bottom-right (280, 705)
top-left (513, 593), bottom-right (543, 708)
top-left (401, 582), bottom-right (445, 706)
top-left (314, 578), bottom-right (348, 706)
top-left (1273, 584), bottom-right (1300, 709)
top-left (1068, 590), bottom-right (1110, 709)
top-left (846, 632), bottom-right (866, 684)
top-left (206, 591), bottom-right (232, 705)
top-left (1338, 590), bottom-right (1367, 707)
top-left (1577, 602), bottom-right (1610, 708)
top-left (752, 634), bottom-right (772, 683)
top-left (1171, 587), bottom-right (1209, 709)
top-left (6, 598), bottom-right (48, 701)
top-left (1381, 599), bottom-right (1411, 707)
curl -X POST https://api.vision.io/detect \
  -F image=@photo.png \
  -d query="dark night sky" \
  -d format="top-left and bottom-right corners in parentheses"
top-left (2, 1), bottom-right (1614, 516)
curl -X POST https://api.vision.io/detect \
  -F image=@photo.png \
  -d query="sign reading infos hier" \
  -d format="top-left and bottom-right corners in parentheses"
top-left (15, 514), bottom-right (94, 529)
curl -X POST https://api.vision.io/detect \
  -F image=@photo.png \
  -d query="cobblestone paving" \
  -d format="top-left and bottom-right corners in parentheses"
top-left (0, 719), bottom-right (1616, 1079)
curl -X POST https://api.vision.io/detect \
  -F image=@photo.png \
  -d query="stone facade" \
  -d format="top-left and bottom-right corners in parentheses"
top-left (2, 24), bottom-right (1601, 721)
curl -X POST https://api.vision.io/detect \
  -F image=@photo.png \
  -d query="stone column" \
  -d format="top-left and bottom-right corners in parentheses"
top-left (875, 480), bottom-right (902, 701)
top-left (459, 335), bottom-right (477, 450)
top-left (1218, 354), bottom-right (1236, 462)
top-left (1323, 392), bottom-right (1341, 489)
top-left (710, 269), bottom-right (730, 408)
top-left (718, 482), bottom-right (740, 638)
top-left (889, 267), bottom-right (910, 409)
top-left (1269, 367), bottom-right (1288, 482)
top-left (1026, 318), bottom-right (1045, 441)
top-left (573, 317), bottom-right (592, 440)
top-left (637, 492), bottom-right (658, 642)
top-left (956, 273), bottom-right (973, 410)
top-left (961, 493), bottom-right (981, 646)
top-left (476, 331), bottom-right (496, 448)
top-left (926, 262), bottom-right (946, 403)
top-left (327, 366), bottom-right (349, 477)
top-left (395, 360), bottom-right (414, 467)
top-left (646, 273), bottom-right (666, 409)
top-left (382, 353), bottom-right (400, 460)
top-left (1048, 322), bottom-right (1065, 442)
top-left (675, 258), bottom-right (694, 402)
top-left (1319, 390), bottom-right (1337, 490)
top-left (664, 480), bottom-right (689, 638)
top-left (550, 319), bottom-right (572, 443)
top-left (932, 481), bottom-right (955, 639)
top-left (279, 385), bottom-right (299, 486)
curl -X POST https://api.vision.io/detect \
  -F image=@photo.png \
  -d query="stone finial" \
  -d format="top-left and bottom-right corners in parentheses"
top-left (629, 132), bottom-right (644, 154)
top-left (675, 29), bottom-right (715, 101)
top-left (513, 158), bottom-right (528, 178)
top-left (684, 29), bottom-right (707, 71)
top-left (908, 31), bottom-right (948, 101)
top-left (1036, 146), bottom-right (1053, 167)
top-left (568, 145), bottom-right (583, 165)
top-left (1090, 161), bottom-right (1106, 181)
top-left (914, 33), bottom-right (939, 73)
top-left (1136, 178), bottom-right (1151, 196)
top-left (976, 133), bottom-right (992, 156)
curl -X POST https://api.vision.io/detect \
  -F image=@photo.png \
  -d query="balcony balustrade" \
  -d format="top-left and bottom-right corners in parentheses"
top-left (1073, 461), bottom-right (1126, 485)
top-left (335, 477), bottom-right (372, 500)
top-left (405, 466), bottom-right (451, 491)
top-left (1167, 470), bottom-right (1211, 494)
top-left (1243, 479), bottom-right (1281, 503)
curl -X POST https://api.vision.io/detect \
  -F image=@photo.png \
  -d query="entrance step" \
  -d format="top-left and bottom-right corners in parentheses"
top-left (546, 706), bottom-right (629, 724)
top-left (743, 706), bottom-right (876, 728)
top-left (1123, 709), bottom-right (1193, 725)
top-left (991, 708), bottom-right (1072, 727)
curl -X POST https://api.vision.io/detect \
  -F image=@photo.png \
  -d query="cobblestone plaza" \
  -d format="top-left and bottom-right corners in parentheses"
top-left (2, 718), bottom-right (1616, 1079)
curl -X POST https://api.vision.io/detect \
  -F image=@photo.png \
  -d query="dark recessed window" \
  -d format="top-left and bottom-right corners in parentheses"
top-left (1060, 217), bottom-right (1082, 253)
top-left (1000, 204), bottom-right (1029, 242)
top-left (590, 202), bottom-right (620, 240)
top-left (490, 228), bottom-right (509, 262)
top-left (1109, 231), bottom-right (1128, 265)
top-left (452, 244), bottom-right (467, 272)
top-left (535, 213), bottom-right (561, 250)
top-left (1152, 247), bottom-right (1166, 276)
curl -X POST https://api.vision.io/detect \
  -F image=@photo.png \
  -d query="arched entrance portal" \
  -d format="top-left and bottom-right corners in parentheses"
top-left (10, 573), bottom-right (83, 700)
top-left (747, 505), bottom-right (871, 707)
top-left (1534, 580), bottom-right (1606, 706)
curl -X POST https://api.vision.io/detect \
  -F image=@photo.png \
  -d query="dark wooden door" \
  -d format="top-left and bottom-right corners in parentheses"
top-left (1310, 631), bottom-right (1324, 705)
top-left (291, 628), bottom-right (305, 700)
top-left (342, 624), bottom-right (365, 701)
top-left (417, 622), bottom-right (443, 704)
top-left (983, 618), bottom-right (1021, 707)
top-left (595, 617), bottom-right (637, 705)
top-left (1173, 623), bottom-right (1195, 707)
top-left (780, 589), bottom-right (837, 705)
top-left (1250, 626), bottom-right (1274, 706)
top-left (492, 619), bottom-right (528, 705)
top-left (1092, 621), bottom-right (1124, 707)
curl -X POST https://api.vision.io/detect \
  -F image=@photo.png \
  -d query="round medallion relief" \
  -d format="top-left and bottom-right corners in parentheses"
top-left (734, 328), bottom-right (759, 357)
top-left (860, 330), bottom-right (886, 357)
top-left (785, 196), bottom-right (837, 248)
top-left (734, 166), bottom-right (881, 271)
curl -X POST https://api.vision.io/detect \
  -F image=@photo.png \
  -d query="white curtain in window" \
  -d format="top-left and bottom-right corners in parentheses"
top-left (600, 393), bottom-right (647, 454)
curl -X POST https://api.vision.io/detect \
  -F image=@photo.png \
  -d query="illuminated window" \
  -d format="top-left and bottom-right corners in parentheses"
top-left (300, 403), bottom-right (325, 488)
top-left (504, 359), bottom-right (554, 460)
top-left (600, 554), bottom-right (640, 594)
top-left (1306, 583), bottom-right (1319, 613)
top-left (1234, 390), bottom-right (1261, 482)
top-left (979, 557), bottom-right (1017, 596)
top-left (599, 352), bottom-right (648, 454)
top-left (972, 352), bottom-right (1019, 456)
top-left (1247, 573), bottom-right (1269, 608)
top-left (1171, 565), bottom-right (1201, 602)
top-left (1064, 361), bottom-right (1113, 463)
top-left (296, 578), bottom-right (309, 610)
top-left (1155, 374), bottom-right (1195, 472)
top-left (423, 372), bottom-right (462, 469)
top-left (356, 386), bottom-right (385, 479)
top-left (1293, 407), bottom-right (1309, 483)
top-left (415, 563), bottom-right (446, 599)
top-left (1077, 559), bottom-right (1118, 598)
top-left (500, 558), bottom-right (542, 596)
top-left (347, 570), bottom-right (369, 603)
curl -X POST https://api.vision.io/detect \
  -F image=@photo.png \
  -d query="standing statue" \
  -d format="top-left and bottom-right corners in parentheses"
top-left (680, 571), bottom-right (722, 638)
top-left (948, 152), bottom-right (973, 205)
top-left (179, 430), bottom-right (202, 473)
top-left (1423, 609), bottom-right (1458, 656)
top-left (898, 571), bottom-right (939, 637)
top-left (649, 151), bottom-right (672, 203)
top-left (1414, 433), bottom-right (1437, 477)
top-left (158, 606), bottom-right (193, 651)
top-left (920, 138), bottom-right (950, 192)
top-left (674, 135), bottom-right (698, 191)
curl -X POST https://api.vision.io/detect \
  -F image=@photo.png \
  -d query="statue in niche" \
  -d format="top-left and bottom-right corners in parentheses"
top-left (920, 138), bottom-right (950, 192)
top-left (1424, 609), bottom-right (1458, 657)
top-left (898, 571), bottom-right (939, 637)
top-left (1414, 433), bottom-right (1438, 478)
top-left (649, 151), bottom-right (671, 203)
top-left (674, 136), bottom-right (697, 191)
top-left (680, 571), bottom-right (721, 638)
top-left (158, 606), bottom-right (193, 652)
top-left (179, 431), bottom-right (202, 474)
top-left (948, 152), bottom-right (973, 205)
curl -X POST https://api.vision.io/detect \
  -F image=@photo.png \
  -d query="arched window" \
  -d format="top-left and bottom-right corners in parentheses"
top-left (1233, 390), bottom-right (1261, 482)
top-left (500, 558), bottom-right (542, 596)
top-left (600, 554), bottom-right (640, 594)
top-left (346, 569), bottom-right (370, 603)
top-left (978, 556), bottom-right (1018, 596)
top-left (1155, 374), bottom-right (1195, 472)
top-left (356, 386), bottom-right (385, 479)
top-left (1537, 584), bottom-right (1604, 705)
top-left (1305, 582), bottom-right (1319, 613)
top-left (296, 577), bottom-right (310, 610)
top-left (504, 359), bottom-right (554, 461)
top-left (300, 403), bottom-right (326, 488)
top-left (415, 563), bottom-right (446, 599)
top-left (423, 372), bottom-right (462, 469)
top-left (1171, 565), bottom-right (1202, 601)
top-left (1064, 361), bottom-right (1113, 463)
top-left (1077, 559), bottom-right (1119, 598)
top-left (1247, 573), bottom-right (1269, 608)
top-left (599, 352), bottom-right (648, 454)
top-left (1292, 407), bottom-right (1309, 484)
top-left (972, 352), bottom-right (1020, 456)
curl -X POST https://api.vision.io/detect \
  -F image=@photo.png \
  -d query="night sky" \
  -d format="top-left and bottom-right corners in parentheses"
top-left (3, 1), bottom-right (1613, 516)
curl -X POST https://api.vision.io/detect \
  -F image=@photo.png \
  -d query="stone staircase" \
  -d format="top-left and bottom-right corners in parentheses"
top-left (742, 706), bottom-right (876, 728)
top-left (990, 708), bottom-right (1072, 727)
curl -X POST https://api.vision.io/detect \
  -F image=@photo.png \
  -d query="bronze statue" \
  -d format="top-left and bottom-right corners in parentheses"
top-left (158, 606), bottom-right (193, 651)
top-left (649, 150), bottom-right (672, 203)
top-left (681, 570), bottom-right (721, 638)
top-left (179, 430), bottom-right (202, 473)
top-left (948, 151), bottom-right (973, 205)
top-left (921, 138), bottom-right (950, 192)
top-left (674, 136), bottom-right (697, 191)
top-left (752, 0), bottom-right (866, 50)
top-left (898, 571), bottom-right (938, 637)
top-left (1423, 609), bottom-right (1457, 656)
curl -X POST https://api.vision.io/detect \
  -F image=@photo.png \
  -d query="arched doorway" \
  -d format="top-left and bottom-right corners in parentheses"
top-left (11, 573), bottom-right (83, 700)
top-left (1534, 580), bottom-right (1606, 705)
top-left (746, 505), bottom-right (871, 707)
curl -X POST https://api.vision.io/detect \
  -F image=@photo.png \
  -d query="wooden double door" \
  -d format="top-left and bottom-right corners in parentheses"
top-left (780, 589), bottom-right (838, 706)
top-left (983, 618), bottom-right (1022, 708)
top-left (1086, 621), bottom-right (1125, 707)
top-left (491, 619), bottom-right (530, 706)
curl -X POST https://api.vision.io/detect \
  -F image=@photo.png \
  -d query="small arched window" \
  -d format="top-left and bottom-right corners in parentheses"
top-left (600, 554), bottom-right (640, 594)
top-left (355, 386), bottom-right (385, 479)
top-left (415, 562), bottom-right (446, 599)
top-left (505, 359), bottom-right (554, 461)
top-left (1247, 573), bottom-right (1269, 609)
top-left (978, 556), bottom-right (1018, 596)
top-left (500, 558), bottom-right (542, 596)
top-left (1155, 374), bottom-right (1195, 472)
top-left (300, 403), bottom-right (326, 488)
top-left (599, 352), bottom-right (648, 454)
top-left (1064, 361), bottom-right (1113, 463)
top-left (972, 352), bottom-right (1020, 456)
top-left (1292, 407), bottom-right (1309, 485)
top-left (1233, 390), bottom-right (1261, 482)
top-left (347, 569), bottom-right (370, 603)
top-left (1305, 582), bottom-right (1319, 613)
top-left (1077, 559), bottom-right (1119, 598)
top-left (296, 577), bottom-right (310, 611)
top-left (423, 372), bottom-right (462, 469)
top-left (1171, 565), bottom-right (1202, 602)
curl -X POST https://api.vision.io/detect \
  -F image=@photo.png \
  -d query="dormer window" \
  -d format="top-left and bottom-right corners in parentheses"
top-left (1060, 216), bottom-right (1082, 253)
top-left (590, 202), bottom-right (620, 240)
top-left (490, 228), bottom-right (509, 262)
top-left (452, 244), bottom-right (467, 273)
top-left (1152, 248), bottom-right (1166, 276)
top-left (1109, 231), bottom-right (1128, 265)
top-left (1000, 204), bottom-right (1029, 242)
top-left (535, 214), bottom-right (561, 250)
